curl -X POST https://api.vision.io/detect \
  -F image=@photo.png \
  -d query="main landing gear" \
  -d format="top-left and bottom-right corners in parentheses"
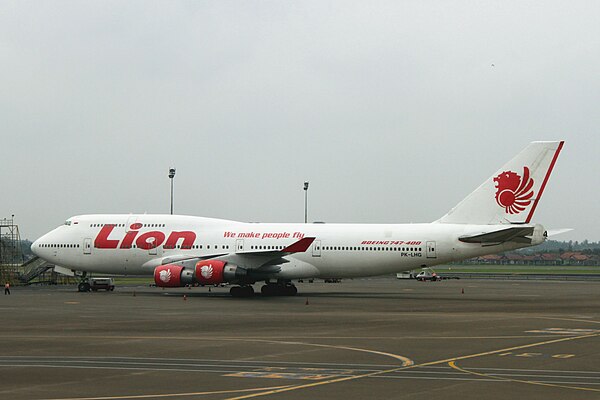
top-left (261, 281), bottom-right (298, 296)
top-left (229, 285), bottom-right (255, 297)
top-left (227, 280), bottom-right (299, 297)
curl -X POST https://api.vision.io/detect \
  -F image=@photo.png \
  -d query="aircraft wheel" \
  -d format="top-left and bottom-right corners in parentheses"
top-left (78, 283), bottom-right (91, 292)
top-left (230, 286), bottom-right (254, 297)
top-left (261, 284), bottom-right (297, 296)
top-left (285, 285), bottom-right (298, 296)
top-left (261, 284), bottom-right (276, 296)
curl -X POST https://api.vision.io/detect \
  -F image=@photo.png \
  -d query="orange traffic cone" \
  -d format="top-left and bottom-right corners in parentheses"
top-left (461, 288), bottom-right (464, 294)
top-left (305, 298), bottom-right (309, 305)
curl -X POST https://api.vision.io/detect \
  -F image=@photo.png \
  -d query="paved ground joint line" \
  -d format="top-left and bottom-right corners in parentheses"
top-left (40, 385), bottom-right (294, 400)
top-left (224, 333), bottom-right (600, 400)
top-left (448, 361), bottom-right (600, 393)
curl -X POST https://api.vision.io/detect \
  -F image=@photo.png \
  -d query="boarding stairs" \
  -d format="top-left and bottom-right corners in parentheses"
top-left (18, 256), bottom-right (53, 284)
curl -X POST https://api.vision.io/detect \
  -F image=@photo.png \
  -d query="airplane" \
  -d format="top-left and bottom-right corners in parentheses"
top-left (32, 141), bottom-right (564, 297)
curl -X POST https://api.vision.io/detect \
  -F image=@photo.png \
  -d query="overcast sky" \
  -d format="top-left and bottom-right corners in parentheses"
top-left (1, 1), bottom-right (598, 242)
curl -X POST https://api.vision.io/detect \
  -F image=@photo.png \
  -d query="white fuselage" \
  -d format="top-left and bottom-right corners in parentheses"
top-left (31, 214), bottom-right (542, 280)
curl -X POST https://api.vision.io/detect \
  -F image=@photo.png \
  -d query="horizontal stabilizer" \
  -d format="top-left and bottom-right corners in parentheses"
top-left (547, 228), bottom-right (573, 237)
top-left (459, 226), bottom-right (534, 244)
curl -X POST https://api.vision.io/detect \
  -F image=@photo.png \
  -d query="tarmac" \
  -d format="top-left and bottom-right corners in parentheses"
top-left (1, 277), bottom-right (600, 400)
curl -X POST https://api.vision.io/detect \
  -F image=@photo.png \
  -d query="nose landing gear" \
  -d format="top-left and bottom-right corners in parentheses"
top-left (77, 272), bottom-right (90, 292)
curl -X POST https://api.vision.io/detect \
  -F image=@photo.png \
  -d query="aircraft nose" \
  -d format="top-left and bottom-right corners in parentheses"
top-left (31, 232), bottom-right (50, 258)
top-left (31, 238), bottom-right (40, 257)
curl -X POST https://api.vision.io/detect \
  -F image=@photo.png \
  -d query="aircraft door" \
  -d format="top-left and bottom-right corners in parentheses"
top-left (125, 216), bottom-right (138, 231)
top-left (426, 241), bottom-right (437, 258)
top-left (312, 240), bottom-right (321, 257)
top-left (236, 239), bottom-right (244, 253)
top-left (83, 238), bottom-right (92, 255)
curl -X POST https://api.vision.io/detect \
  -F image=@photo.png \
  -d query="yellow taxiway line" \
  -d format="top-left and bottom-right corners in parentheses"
top-left (448, 360), bottom-right (600, 393)
top-left (225, 332), bottom-right (600, 400)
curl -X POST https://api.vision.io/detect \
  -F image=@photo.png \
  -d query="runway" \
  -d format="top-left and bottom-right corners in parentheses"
top-left (1, 278), bottom-right (599, 399)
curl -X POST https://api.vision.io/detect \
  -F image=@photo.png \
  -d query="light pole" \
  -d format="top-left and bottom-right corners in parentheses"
top-left (169, 168), bottom-right (176, 215)
top-left (303, 181), bottom-right (309, 223)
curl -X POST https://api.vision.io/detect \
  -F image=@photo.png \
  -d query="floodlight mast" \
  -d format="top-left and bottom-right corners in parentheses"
top-left (303, 181), bottom-right (309, 223)
top-left (169, 168), bottom-right (176, 215)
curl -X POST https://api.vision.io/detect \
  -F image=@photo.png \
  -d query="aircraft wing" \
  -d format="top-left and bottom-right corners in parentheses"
top-left (142, 237), bottom-right (315, 270)
top-left (214, 237), bottom-right (316, 270)
top-left (459, 226), bottom-right (535, 245)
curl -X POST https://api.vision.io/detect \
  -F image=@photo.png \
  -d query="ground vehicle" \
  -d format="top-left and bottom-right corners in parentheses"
top-left (416, 269), bottom-right (439, 281)
top-left (89, 277), bottom-right (115, 291)
top-left (396, 272), bottom-right (416, 279)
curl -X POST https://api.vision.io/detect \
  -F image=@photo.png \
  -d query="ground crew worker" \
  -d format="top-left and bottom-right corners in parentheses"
top-left (4, 282), bottom-right (10, 295)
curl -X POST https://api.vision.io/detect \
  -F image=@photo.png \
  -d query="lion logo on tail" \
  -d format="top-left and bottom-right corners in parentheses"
top-left (493, 166), bottom-right (535, 214)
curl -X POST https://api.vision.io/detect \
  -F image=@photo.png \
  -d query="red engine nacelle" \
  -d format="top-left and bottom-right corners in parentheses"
top-left (154, 264), bottom-right (188, 287)
top-left (195, 260), bottom-right (226, 285)
top-left (154, 260), bottom-right (233, 287)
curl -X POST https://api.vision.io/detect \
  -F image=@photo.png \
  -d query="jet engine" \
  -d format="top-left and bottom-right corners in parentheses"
top-left (154, 260), bottom-right (247, 287)
top-left (195, 260), bottom-right (226, 285)
top-left (154, 264), bottom-right (194, 287)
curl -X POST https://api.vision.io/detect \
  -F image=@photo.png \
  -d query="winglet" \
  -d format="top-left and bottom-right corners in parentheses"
top-left (282, 237), bottom-right (316, 253)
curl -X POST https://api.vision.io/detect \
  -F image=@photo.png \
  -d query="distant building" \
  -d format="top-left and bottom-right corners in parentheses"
top-left (464, 251), bottom-right (599, 266)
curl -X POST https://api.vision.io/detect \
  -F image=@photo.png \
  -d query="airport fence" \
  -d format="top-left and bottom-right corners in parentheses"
top-left (443, 273), bottom-right (600, 281)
